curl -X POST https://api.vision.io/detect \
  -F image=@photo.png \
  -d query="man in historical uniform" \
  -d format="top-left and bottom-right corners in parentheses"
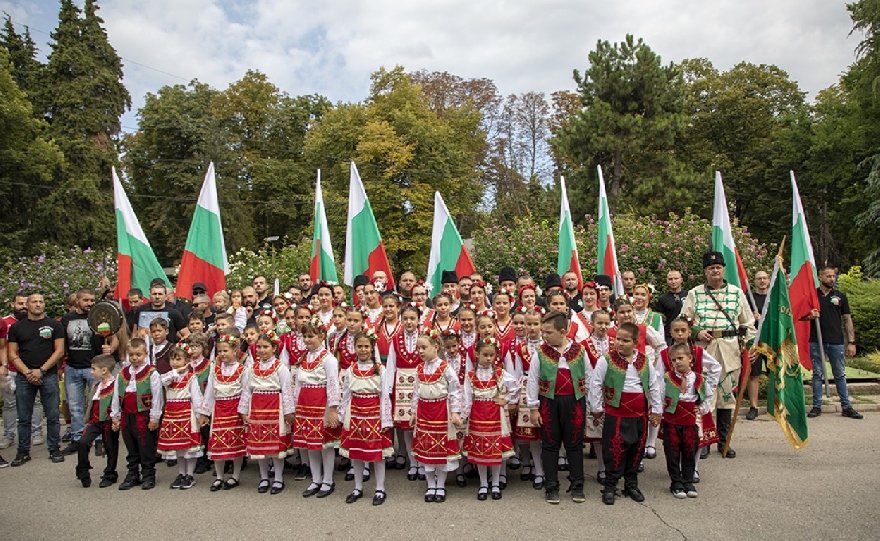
top-left (681, 252), bottom-right (755, 459)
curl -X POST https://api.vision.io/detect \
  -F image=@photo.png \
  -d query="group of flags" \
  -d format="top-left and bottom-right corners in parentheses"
top-left (113, 162), bottom-right (814, 450)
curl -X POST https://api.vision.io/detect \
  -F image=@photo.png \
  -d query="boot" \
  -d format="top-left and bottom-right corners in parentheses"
top-left (715, 409), bottom-right (736, 458)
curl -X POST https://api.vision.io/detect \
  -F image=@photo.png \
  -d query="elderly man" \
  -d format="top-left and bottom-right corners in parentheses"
top-left (682, 252), bottom-right (755, 459)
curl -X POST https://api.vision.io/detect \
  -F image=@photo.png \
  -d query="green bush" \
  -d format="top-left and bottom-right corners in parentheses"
top-left (838, 267), bottom-right (880, 352)
top-left (226, 236), bottom-right (342, 291)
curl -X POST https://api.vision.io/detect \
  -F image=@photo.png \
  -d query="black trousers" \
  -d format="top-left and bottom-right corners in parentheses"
top-left (75, 420), bottom-right (119, 480)
top-left (538, 394), bottom-right (586, 492)
top-left (121, 412), bottom-right (158, 478)
top-left (662, 421), bottom-right (698, 489)
top-left (602, 413), bottom-right (647, 491)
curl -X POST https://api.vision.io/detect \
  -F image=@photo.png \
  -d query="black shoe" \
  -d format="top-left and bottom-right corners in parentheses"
top-left (717, 444), bottom-right (736, 458)
top-left (491, 486), bottom-right (502, 500)
top-left (49, 449), bottom-right (65, 463)
top-left (520, 464), bottom-right (532, 482)
top-left (118, 473), bottom-right (141, 490)
top-left (807, 407), bottom-right (821, 418)
top-left (456, 473), bottom-right (467, 487)
top-left (61, 442), bottom-right (78, 456)
top-left (637, 460), bottom-right (644, 473)
top-left (345, 489), bottom-right (363, 503)
top-left (294, 464), bottom-right (309, 481)
top-left (224, 478), bottom-right (240, 490)
top-left (210, 479), bottom-right (224, 492)
top-left (596, 471), bottom-right (606, 485)
top-left (10, 451), bottom-right (30, 467)
top-left (194, 459), bottom-right (210, 475)
top-left (407, 467), bottom-right (418, 481)
top-left (477, 486), bottom-right (488, 501)
top-left (424, 488), bottom-right (436, 503)
top-left (699, 446), bottom-right (709, 459)
top-left (532, 475), bottom-right (544, 490)
top-left (258, 479), bottom-right (271, 494)
top-left (372, 490), bottom-right (386, 506)
top-left (602, 490), bottom-right (615, 505)
top-left (546, 489), bottom-right (560, 504)
top-left (588, 447), bottom-right (597, 459)
top-left (270, 481), bottom-right (284, 495)
top-left (336, 457), bottom-right (351, 471)
top-left (394, 454), bottom-right (407, 470)
top-left (179, 475), bottom-right (196, 490)
top-left (746, 407), bottom-right (758, 420)
top-left (508, 456), bottom-right (521, 470)
top-left (571, 486), bottom-right (585, 503)
top-left (99, 475), bottom-right (116, 488)
top-left (166, 459), bottom-right (178, 468)
top-left (624, 485), bottom-right (645, 502)
top-left (141, 476), bottom-right (156, 490)
top-left (224, 461), bottom-right (234, 475)
top-left (316, 483), bottom-right (335, 498)
top-left (302, 482), bottom-right (320, 497)
top-left (344, 472), bottom-right (355, 481)
top-left (170, 474), bottom-right (185, 489)
top-left (499, 474), bottom-right (507, 490)
top-left (62, 428), bottom-right (72, 443)
top-left (80, 476), bottom-right (91, 488)
top-left (842, 407), bottom-right (864, 419)
top-left (434, 488), bottom-right (446, 503)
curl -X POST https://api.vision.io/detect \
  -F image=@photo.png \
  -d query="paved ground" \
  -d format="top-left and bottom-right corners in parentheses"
top-left (2, 411), bottom-right (877, 540)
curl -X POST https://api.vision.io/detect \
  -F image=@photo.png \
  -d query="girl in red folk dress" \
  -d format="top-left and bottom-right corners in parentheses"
top-left (547, 291), bottom-right (587, 344)
top-left (441, 330), bottom-right (470, 487)
top-left (283, 306), bottom-right (311, 371)
top-left (385, 305), bottom-right (424, 478)
top-left (293, 318), bottom-right (342, 499)
top-left (493, 288), bottom-right (516, 361)
top-left (238, 333), bottom-right (296, 495)
top-left (411, 283), bottom-right (434, 327)
top-left (506, 309), bottom-right (545, 488)
top-left (157, 344), bottom-right (204, 490)
top-left (328, 305), bottom-right (347, 348)
top-left (573, 282), bottom-right (600, 341)
top-left (198, 334), bottom-right (247, 491)
top-left (458, 306), bottom-right (478, 375)
top-left (410, 331), bottom-right (463, 503)
top-left (331, 307), bottom-right (365, 480)
top-left (583, 310), bottom-right (614, 484)
top-left (339, 331), bottom-right (393, 506)
top-left (376, 293), bottom-right (402, 366)
top-left (428, 294), bottom-right (460, 335)
top-left (463, 338), bottom-right (519, 501)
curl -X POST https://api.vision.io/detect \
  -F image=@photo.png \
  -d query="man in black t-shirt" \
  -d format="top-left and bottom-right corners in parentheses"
top-left (7, 293), bottom-right (66, 466)
top-left (656, 270), bottom-right (687, 344)
top-left (133, 285), bottom-right (189, 342)
top-left (806, 266), bottom-right (863, 419)
top-left (60, 289), bottom-right (104, 453)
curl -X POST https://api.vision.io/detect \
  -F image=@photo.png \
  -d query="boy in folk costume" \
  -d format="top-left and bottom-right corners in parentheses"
top-left (74, 354), bottom-right (120, 488)
top-left (157, 344), bottom-right (204, 490)
top-left (111, 338), bottom-right (164, 490)
top-left (526, 310), bottom-right (589, 504)
top-left (661, 343), bottom-right (717, 498)
top-left (589, 322), bottom-right (663, 505)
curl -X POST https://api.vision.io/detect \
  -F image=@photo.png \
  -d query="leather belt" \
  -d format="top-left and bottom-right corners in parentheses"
top-left (710, 330), bottom-right (739, 339)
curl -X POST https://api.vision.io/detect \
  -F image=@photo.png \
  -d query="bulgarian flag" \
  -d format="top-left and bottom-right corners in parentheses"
top-left (309, 170), bottom-right (338, 283)
top-left (112, 167), bottom-right (169, 303)
top-left (426, 191), bottom-right (475, 295)
top-left (343, 162), bottom-right (394, 290)
top-left (557, 176), bottom-right (583, 289)
top-left (754, 253), bottom-right (809, 449)
top-left (712, 171), bottom-right (750, 291)
top-left (596, 166), bottom-right (624, 296)
top-left (788, 171), bottom-right (819, 370)
top-left (176, 162), bottom-right (229, 300)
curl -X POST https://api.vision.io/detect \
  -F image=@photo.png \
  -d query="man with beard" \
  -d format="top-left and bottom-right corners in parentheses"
top-left (253, 275), bottom-right (271, 309)
top-left (241, 286), bottom-right (258, 326)
top-left (396, 271), bottom-right (416, 305)
top-left (133, 284), bottom-right (189, 342)
top-left (563, 270), bottom-right (584, 313)
top-left (657, 270), bottom-right (687, 344)
top-left (1, 293), bottom-right (44, 451)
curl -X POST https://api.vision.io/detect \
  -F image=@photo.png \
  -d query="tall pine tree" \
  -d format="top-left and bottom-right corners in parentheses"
top-left (0, 15), bottom-right (43, 106)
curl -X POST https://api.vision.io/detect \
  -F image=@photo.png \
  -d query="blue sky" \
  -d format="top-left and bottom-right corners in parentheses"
top-left (1, 0), bottom-right (860, 132)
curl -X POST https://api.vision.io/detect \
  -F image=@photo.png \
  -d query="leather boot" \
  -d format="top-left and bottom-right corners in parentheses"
top-left (715, 409), bottom-right (736, 458)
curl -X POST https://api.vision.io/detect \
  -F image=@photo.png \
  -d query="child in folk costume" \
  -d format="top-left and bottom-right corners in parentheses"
top-left (361, 282), bottom-right (384, 330)
top-left (506, 308), bottom-right (546, 489)
top-left (186, 332), bottom-right (213, 474)
top-left (385, 304), bottom-right (424, 477)
top-left (665, 317), bottom-right (721, 482)
top-left (493, 288), bottom-right (515, 347)
top-left (242, 323), bottom-right (259, 364)
top-left (410, 330), bottom-right (464, 503)
top-left (238, 333), bottom-right (296, 495)
top-left (546, 292), bottom-right (587, 344)
top-left (328, 304), bottom-right (348, 348)
top-left (147, 317), bottom-right (173, 374)
top-left (111, 338), bottom-right (164, 490)
top-left (440, 330), bottom-right (471, 488)
top-left (198, 333), bottom-right (247, 491)
top-left (428, 294), bottom-right (459, 335)
top-left (583, 310), bottom-right (614, 484)
top-left (331, 307), bottom-right (365, 479)
top-left (463, 338), bottom-right (519, 501)
top-left (589, 322), bottom-right (663, 505)
top-left (339, 331), bottom-right (393, 506)
top-left (376, 293), bottom-right (402, 365)
top-left (662, 343), bottom-right (717, 498)
top-left (573, 282), bottom-right (600, 340)
top-left (458, 306), bottom-right (478, 371)
top-left (75, 354), bottom-right (120, 488)
top-left (157, 344), bottom-right (204, 490)
top-left (526, 311), bottom-right (589, 504)
top-left (283, 306), bottom-right (311, 369)
top-left (294, 318), bottom-right (342, 498)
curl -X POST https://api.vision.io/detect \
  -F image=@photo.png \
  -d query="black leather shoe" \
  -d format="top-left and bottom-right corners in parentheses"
top-left (118, 474), bottom-right (141, 490)
top-left (842, 407), bottom-right (864, 419)
top-left (807, 407), bottom-right (821, 418)
top-left (210, 479), bottom-right (224, 492)
top-left (270, 481), bottom-right (285, 495)
top-left (624, 485), bottom-right (645, 502)
top-left (99, 475), bottom-right (117, 488)
top-left (717, 444), bottom-right (736, 458)
top-left (316, 483), bottom-right (335, 498)
top-left (407, 467), bottom-right (418, 481)
top-left (477, 486), bottom-right (488, 501)
top-left (301, 482), bottom-right (320, 497)
top-left (602, 491), bottom-right (615, 505)
top-left (434, 488), bottom-right (446, 503)
top-left (140, 476), bottom-right (156, 490)
top-left (491, 488), bottom-right (502, 500)
top-left (344, 472), bottom-right (355, 481)
top-left (259, 479), bottom-right (271, 494)
top-left (80, 476), bottom-right (91, 488)
top-left (699, 446), bottom-right (709, 459)
top-left (372, 490), bottom-right (386, 506)
top-left (345, 489), bottom-right (363, 503)
top-left (61, 442), bottom-right (78, 456)
top-left (746, 407), bottom-right (758, 420)
top-left (456, 473), bottom-right (467, 487)
top-left (424, 489), bottom-right (436, 503)
top-left (498, 474), bottom-right (507, 490)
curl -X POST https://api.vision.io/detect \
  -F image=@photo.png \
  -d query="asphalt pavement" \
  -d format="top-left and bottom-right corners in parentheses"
top-left (1, 411), bottom-right (877, 540)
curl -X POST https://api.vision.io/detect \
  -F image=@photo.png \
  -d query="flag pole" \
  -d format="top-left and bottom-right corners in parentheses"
top-left (813, 320), bottom-right (831, 398)
top-left (723, 237), bottom-right (785, 457)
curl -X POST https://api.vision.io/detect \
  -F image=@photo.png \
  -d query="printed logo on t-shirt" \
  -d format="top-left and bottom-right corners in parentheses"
top-left (138, 310), bottom-right (170, 329)
top-left (830, 296), bottom-right (840, 306)
top-left (39, 326), bottom-right (54, 339)
top-left (67, 319), bottom-right (93, 351)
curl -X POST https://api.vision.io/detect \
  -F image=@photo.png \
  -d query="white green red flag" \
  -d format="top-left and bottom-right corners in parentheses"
top-left (176, 162), bottom-right (228, 300)
top-left (557, 176), bottom-right (583, 290)
top-left (596, 166), bottom-right (624, 296)
top-left (427, 191), bottom-right (475, 295)
top-left (788, 171), bottom-right (819, 370)
top-left (343, 162), bottom-right (394, 290)
top-left (309, 170), bottom-right (338, 283)
top-left (112, 167), bottom-right (169, 302)
top-left (712, 171), bottom-right (750, 290)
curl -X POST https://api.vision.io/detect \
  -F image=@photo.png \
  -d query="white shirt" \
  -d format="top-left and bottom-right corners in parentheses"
top-left (462, 365), bottom-right (519, 418)
top-left (293, 347), bottom-right (341, 408)
top-left (588, 352), bottom-right (663, 415)
top-left (238, 356), bottom-right (296, 415)
top-left (411, 356), bottom-right (462, 415)
top-left (110, 362), bottom-right (164, 422)
top-left (525, 341), bottom-right (576, 409)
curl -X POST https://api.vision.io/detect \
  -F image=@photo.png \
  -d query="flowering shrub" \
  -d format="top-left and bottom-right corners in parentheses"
top-left (472, 210), bottom-right (772, 291)
top-left (0, 243), bottom-right (117, 317)
top-left (226, 236), bottom-right (327, 291)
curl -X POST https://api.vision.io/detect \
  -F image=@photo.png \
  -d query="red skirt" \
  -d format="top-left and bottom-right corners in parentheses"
top-left (207, 396), bottom-right (246, 460)
top-left (340, 393), bottom-right (393, 461)
top-left (293, 385), bottom-right (341, 450)
top-left (157, 399), bottom-right (202, 455)
top-left (246, 391), bottom-right (291, 458)
top-left (699, 411), bottom-right (720, 448)
top-left (464, 399), bottom-right (514, 466)
top-left (413, 398), bottom-right (460, 465)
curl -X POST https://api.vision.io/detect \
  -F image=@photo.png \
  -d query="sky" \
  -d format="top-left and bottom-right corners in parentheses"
top-left (0, 0), bottom-right (862, 133)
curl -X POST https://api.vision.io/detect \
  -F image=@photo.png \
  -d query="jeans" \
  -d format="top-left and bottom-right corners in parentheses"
top-left (3, 379), bottom-right (43, 441)
top-left (16, 372), bottom-right (61, 452)
top-left (810, 343), bottom-right (850, 409)
top-left (65, 366), bottom-right (96, 442)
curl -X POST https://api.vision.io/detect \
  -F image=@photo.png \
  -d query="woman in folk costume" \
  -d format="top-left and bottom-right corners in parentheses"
top-left (573, 281), bottom-right (601, 341)
top-left (411, 283), bottom-right (435, 327)
top-left (518, 284), bottom-right (539, 313)
top-left (361, 282), bottom-right (385, 330)
top-left (339, 330), bottom-right (393, 506)
top-left (632, 284), bottom-right (663, 334)
top-left (376, 293), bottom-right (402, 366)
top-left (492, 287), bottom-right (516, 356)
top-left (157, 344), bottom-right (204, 490)
top-left (410, 330), bottom-right (464, 503)
top-left (238, 332), bottom-right (295, 495)
top-left (385, 304), bottom-right (424, 478)
top-left (293, 316), bottom-right (342, 499)
top-left (469, 280), bottom-right (490, 313)
top-left (463, 337), bottom-right (519, 501)
top-left (582, 309), bottom-right (614, 484)
top-left (198, 334), bottom-right (247, 491)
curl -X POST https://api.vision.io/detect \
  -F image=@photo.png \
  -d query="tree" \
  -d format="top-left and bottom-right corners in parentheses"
top-left (0, 15), bottom-right (43, 105)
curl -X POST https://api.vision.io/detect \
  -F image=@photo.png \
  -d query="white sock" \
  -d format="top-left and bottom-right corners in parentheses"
top-left (426, 469), bottom-right (437, 489)
top-left (185, 457), bottom-right (196, 476)
top-left (403, 430), bottom-right (416, 467)
top-left (490, 464), bottom-right (501, 488)
top-left (435, 469), bottom-right (447, 490)
top-left (530, 441), bottom-right (544, 476)
top-left (596, 442), bottom-right (606, 473)
top-left (258, 458), bottom-right (270, 480)
top-left (272, 457), bottom-right (284, 483)
top-left (352, 459), bottom-right (365, 491)
top-left (374, 461), bottom-right (386, 491)
top-left (646, 424), bottom-right (659, 448)
top-left (214, 460), bottom-right (225, 479)
top-left (321, 448), bottom-right (335, 485)
top-left (694, 449), bottom-right (701, 472)
top-left (478, 464), bottom-right (488, 487)
top-left (308, 450), bottom-right (323, 485)
top-left (231, 457), bottom-right (242, 480)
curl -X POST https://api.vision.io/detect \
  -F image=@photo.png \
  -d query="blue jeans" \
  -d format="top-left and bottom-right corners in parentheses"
top-left (16, 372), bottom-right (61, 452)
top-left (809, 343), bottom-right (850, 409)
top-left (65, 366), bottom-right (96, 442)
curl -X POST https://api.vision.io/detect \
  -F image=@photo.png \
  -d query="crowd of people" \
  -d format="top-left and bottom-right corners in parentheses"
top-left (0, 251), bottom-right (863, 506)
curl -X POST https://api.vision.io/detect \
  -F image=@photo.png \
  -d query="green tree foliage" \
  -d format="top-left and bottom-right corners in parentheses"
top-left (0, 15), bottom-right (43, 103)
top-left (304, 66), bottom-right (486, 271)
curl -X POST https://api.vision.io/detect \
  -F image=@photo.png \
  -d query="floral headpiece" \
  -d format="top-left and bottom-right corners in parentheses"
top-left (174, 341), bottom-right (194, 356)
top-left (470, 280), bottom-right (486, 291)
top-left (495, 286), bottom-right (514, 298)
top-left (440, 328), bottom-right (460, 340)
top-left (258, 307), bottom-right (278, 324)
top-left (675, 315), bottom-right (695, 328)
top-left (261, 329), bottom-right (281, 346)
top-left (306, 314), bottom-right (328, 333)
top-left (634, 283), bottom-right (656, 297)
top-left (518, 284), bottom-right (537, 298)
top-left (477, 308), bottom-right (497, 320)
top-left (583, 281), bottom-right (598, 292)
top-left (518, 305), bottom-right (546, 316)
top-left (480, 336), bottom-right (498, 347)
top-left (217, 334), bottom-right (240, 348)
top-left (422, 328), bottom-right (442, 342)
top-left (458, 302), bottom-right (477, 314)
top-left (362, 327), bottom-right (379, 344)
top-left (373, 280), bottom-right (386, 293)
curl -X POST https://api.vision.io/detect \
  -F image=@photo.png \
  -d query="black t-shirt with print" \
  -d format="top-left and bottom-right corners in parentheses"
top-left (8, 317), bottom-right (64, 375)
top-left (61, 311), bottom-right (104, 369)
